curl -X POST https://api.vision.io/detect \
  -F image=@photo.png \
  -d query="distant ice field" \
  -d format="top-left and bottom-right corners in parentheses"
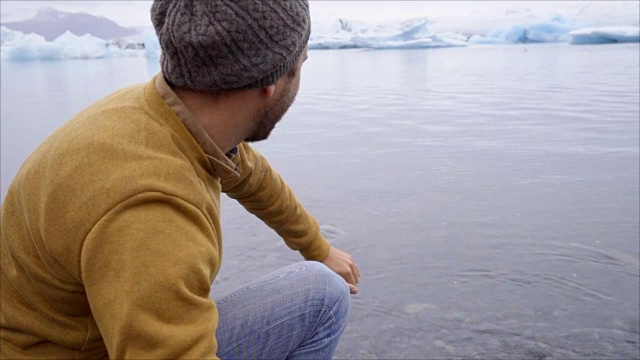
top-left (1, 15), bottom-right (639, 61)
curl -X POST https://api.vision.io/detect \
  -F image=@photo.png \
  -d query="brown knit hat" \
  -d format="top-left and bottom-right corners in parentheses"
top-left (151, 0), bottom-right (310, 91)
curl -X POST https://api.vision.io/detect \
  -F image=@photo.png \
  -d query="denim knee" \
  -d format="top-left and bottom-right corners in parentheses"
top-left (301, 261), bottom-right (350, 321)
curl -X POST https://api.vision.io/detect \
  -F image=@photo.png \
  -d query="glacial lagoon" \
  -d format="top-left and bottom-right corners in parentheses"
top-left (1, 43), bottom-right (639, 359)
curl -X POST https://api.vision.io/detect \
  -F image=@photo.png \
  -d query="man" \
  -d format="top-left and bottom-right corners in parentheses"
top-left (0, 0), bottom-right (360, 358)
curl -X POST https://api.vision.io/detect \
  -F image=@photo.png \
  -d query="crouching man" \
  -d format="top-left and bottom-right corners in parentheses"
top-left (0, 0), bottom-right (360, 358)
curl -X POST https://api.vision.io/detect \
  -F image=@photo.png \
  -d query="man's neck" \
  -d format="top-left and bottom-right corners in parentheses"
top-left (172, 87), bottom-right (260, 154)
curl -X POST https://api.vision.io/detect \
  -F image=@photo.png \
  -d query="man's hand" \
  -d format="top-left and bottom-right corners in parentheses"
top-left (321, 247), bottom-right (360, 294)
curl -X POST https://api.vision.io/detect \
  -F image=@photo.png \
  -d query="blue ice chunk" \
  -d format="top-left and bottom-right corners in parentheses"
top-left (486, 16), bottom-right (579, 43)
top-left (570, 26), bottom-right (640, 45)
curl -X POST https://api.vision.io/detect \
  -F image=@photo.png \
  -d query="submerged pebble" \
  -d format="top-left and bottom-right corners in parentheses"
top-left (403, 303), bottom-right (440, 314)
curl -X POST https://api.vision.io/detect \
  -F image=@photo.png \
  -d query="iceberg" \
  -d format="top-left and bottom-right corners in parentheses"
top-left (468, 35), bottom-right (510, 45)
top-left (48, 31), bottom-right (108, 59)
top-left (308, 14), bottom-right (638, 49)
top-left (477, 16), bottom-right (580, 44)
top-left (143, 29), bottom-right (161, 58)
top-left (2, 12), bottom-right (638, 60)
top-left (569, 26), bottom-right (640, 45)
top-left (1, 26), bottom-right (46, 47)
top-left (308, 19), bottom-right (386, 50)
top-left (0, 26), bottom-right (144, 61)
top-left (309, 18), bottom-right (468, 50)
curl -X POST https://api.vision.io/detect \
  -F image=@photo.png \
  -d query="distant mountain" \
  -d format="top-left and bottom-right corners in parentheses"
top-left (1, 7), bottom-right (138, 41)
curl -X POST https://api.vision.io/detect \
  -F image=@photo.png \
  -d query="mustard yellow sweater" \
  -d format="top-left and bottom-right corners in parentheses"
top-left (0, 75), bottom-right (330, 359)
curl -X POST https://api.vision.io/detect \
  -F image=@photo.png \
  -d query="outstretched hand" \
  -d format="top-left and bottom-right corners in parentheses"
top-left (321, 246), bottom-right (360, 294)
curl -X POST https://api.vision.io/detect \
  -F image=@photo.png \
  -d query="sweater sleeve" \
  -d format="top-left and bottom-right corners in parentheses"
top-left (81, 192), bottom-right (220, 359)
top-left (221, 143), bottom-right (331, 261)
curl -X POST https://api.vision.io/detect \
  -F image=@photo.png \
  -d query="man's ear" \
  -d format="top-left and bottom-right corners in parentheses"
top-left (262, 84), bottom-right (276, 99)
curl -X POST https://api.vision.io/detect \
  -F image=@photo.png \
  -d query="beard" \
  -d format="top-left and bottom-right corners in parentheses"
top-left (245, 79), bottom-right (298, 142)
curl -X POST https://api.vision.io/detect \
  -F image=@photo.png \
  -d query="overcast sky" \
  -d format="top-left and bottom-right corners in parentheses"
top-left (1, 1), bottom-right (638, 31)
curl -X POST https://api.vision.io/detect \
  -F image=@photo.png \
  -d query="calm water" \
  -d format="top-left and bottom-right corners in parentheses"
top-left (1, 43), bottom-right (639, 359)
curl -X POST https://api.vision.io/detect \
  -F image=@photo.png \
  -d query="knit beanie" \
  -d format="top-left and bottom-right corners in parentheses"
top-left (151, 0), bottom-right (310, 91)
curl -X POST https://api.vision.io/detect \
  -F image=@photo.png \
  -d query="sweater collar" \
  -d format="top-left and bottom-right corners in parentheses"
top-left (148, 74), bottom-right (240, 181)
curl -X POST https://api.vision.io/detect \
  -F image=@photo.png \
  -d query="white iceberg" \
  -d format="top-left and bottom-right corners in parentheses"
top-left (1, 26), bottom-right (46, 47)
top-left (143, 29), bottom-right (161, 58)
top-left (309, 18), bottom-right (468, 50)
top-left (1, 26), bottom-right (145, 61)
top-left (569, 26), bottom-right (640, 45)
top-left (474, 16), bottom-right (580, 44)
top-left (307, 19), bottom-right (389, 50)
top-left (2, 12), bottom-right (638, 61)
top-left (468, 35), bottom-right (510, 45)
top-left (50, 31), bottom-right (108, 59)
top-left (1, 26), bottom-right (66, 61)
top-left (308, 19), bottom-right (385, 49)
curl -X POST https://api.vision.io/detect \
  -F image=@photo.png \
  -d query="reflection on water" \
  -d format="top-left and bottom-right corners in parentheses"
top-left (1, 44), bottom-right (639, 359)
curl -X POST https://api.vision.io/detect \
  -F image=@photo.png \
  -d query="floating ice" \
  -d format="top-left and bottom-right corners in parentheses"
top-left (569, 26), bottom-right (640, 45)
top-left (308, 15), bottom-right (634, 49)
top-left (0, 26), bottom-right (143, 61)
top-left (2, 14), bottom-right (639, 61)
top-left (308, 19), bottom-right (383, 50)
top-left (49, 31), bottom-right (108, 59)
top-left (476, 16), bottom-right (580, 44)
top-left (143, 30), bottom-right (161, 58)
top-left (1, 26), bottom-right (46, 47)
top-left (309, 18), bottom-right (467, 50)
top-left (468, 35), bottom-right (510, 45)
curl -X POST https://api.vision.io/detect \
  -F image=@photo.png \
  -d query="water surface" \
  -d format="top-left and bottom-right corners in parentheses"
top-left (1, 43), bottom-right (639, 359)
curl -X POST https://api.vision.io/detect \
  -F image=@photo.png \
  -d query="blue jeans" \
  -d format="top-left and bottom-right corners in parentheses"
top-left (214, 261), bottom-right (350, 359)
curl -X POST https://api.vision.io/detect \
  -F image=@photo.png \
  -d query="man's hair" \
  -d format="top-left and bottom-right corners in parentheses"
top-left (286, 61), bottom-right (299, 80)
top-left (151, 0), bottom-right (310, 91)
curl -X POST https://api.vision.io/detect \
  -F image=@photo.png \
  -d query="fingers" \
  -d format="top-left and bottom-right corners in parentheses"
top-left (343, 263), bottom-right (357, 285)
top-left (338, 249), bottom-right (359, 284)
top-left (321, 246), bottom-right (361, 294)
top-left (346, 255), bottom-right (360, 285)
top-left (348, 283), bottom-right (358, 295)
top-left (343, 259), bottom-right (360, 295)
top-left (344, 264), bottom-right (358, 286)
top-left (352, 261), bottom-right (360, 283)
